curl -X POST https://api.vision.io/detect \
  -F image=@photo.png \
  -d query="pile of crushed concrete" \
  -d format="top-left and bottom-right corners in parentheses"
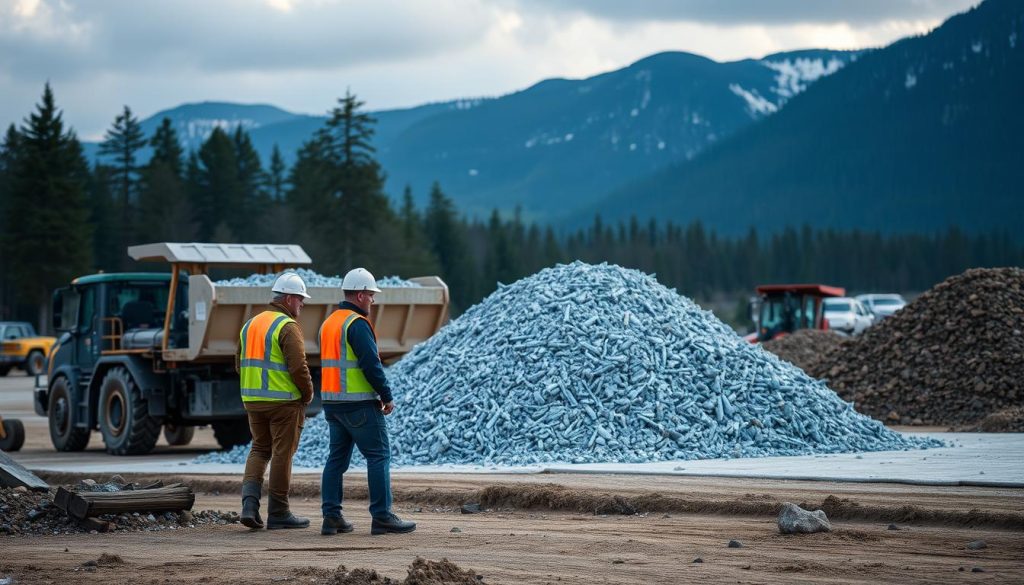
top-left (215, 268), bottom-right (420, 288)
top-left (810, 268), bottom-right (1024, 426)
top-left (200, 262), bottom-right (939, 468)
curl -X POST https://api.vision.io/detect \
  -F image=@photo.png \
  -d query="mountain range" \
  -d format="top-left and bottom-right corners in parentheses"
top-left (83, 0), bottom-right (1020, 235)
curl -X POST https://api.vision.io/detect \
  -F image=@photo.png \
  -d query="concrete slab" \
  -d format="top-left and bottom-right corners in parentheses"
top-left (17, 432), bottom-right (1024, 488)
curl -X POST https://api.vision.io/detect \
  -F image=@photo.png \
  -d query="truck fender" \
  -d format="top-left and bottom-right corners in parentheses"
top-left (88, 355), bottom-right (168, 424)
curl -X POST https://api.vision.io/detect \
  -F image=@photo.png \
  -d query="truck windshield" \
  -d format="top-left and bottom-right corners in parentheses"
top-left (108, 283), bottom-right (169, 331)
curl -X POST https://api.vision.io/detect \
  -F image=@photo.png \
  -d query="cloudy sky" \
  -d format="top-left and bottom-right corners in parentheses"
top-left (1, 0), bottom-right (978, 140)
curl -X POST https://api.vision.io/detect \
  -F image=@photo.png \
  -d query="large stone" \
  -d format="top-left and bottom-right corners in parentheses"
top-left (777, 502), bottom-right (831, 534)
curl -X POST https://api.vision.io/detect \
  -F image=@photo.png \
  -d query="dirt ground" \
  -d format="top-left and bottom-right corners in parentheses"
top-left (3, 377), bottom-right (1023, 583)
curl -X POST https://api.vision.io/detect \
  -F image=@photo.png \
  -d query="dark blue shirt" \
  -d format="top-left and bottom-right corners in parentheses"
top-left (337, 301), bottom-right (394, 405)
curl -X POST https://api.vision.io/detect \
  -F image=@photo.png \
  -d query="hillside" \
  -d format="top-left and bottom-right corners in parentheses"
top-left (85, 49), bottom-right (854, 219)
top-left (594, 0), bottom-right (1023, 235)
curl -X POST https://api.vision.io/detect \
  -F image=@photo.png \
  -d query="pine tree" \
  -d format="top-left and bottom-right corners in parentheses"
top-left (424, 182), bottom-right (476, 310)
top-left (192, 128), bottom-right (242, 241)
top-left (138, 118), bottom-right (195, 243)
top-left (268, 144), bottom-right (287, 201)
top-left (233, 128), bottom-right (270, 237)
top-left (99, 105), bottom-right (145, 268)
top-left (0, 125), bottom-right (20, 318)
top-left (5, 84), bottom-right (93, 330)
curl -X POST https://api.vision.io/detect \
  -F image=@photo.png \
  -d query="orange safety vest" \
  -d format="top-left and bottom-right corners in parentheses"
top-left (319, 308), bottom-right (379, 402)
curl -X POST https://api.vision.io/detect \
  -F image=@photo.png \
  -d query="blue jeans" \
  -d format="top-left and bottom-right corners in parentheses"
top-left (320, 402), bottom-right (393, 520)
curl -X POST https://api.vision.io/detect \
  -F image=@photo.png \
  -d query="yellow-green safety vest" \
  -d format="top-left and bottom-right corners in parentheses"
top-left (239, 310), bottom-right (301, 402)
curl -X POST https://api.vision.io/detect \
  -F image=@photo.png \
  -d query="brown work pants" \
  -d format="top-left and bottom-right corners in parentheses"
top-left (242, 401), bottom-right (306, 516)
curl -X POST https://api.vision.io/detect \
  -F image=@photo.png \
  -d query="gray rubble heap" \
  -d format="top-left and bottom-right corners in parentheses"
top-left (214, 268), bottom-right (420, 288)
top-left (198, 262), bottom-right (939, 468)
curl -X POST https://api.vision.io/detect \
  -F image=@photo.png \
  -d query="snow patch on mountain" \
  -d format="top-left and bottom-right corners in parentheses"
top-left (761, 57), bottom-right (847, 100)
top-left (728, 84), bottom-right (777, 117)
top-left (182, 118), bottom-right (259, 141)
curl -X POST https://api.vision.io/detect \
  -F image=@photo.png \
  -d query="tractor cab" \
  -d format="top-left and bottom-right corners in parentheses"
top-left (747, 284), bottom-right (846, 343)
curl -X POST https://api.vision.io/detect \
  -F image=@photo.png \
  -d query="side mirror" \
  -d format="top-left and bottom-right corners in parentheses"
top-left (52, 287), bottom-right (80, 332)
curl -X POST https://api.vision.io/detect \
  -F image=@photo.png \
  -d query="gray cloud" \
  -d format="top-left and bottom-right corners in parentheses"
top-left (0, 0), bottom-right (493, 81)
top-left (510, 0), bottom-right (979, 26)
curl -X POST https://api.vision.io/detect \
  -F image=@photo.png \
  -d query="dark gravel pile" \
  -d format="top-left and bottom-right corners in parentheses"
top-left (809, 268), bottom-right (1024, 426)
top-left (0, 477), bottom-right (239, 537)
top-left (971, 407), bottom-right (1024, 432)
top-left (762, 329), bottom-right (847, 373)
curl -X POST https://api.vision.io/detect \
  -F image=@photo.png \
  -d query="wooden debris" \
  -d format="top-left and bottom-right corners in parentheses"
top-left (0, 448), bottom-right (49, 491)
top-left (55, 485), bottom-right (195, 519)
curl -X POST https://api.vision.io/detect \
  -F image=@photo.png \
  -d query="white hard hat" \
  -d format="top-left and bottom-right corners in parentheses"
top-left (272, 272), bottom-right (311, 299)
top-left (342, 268), bottom-right (381, 293)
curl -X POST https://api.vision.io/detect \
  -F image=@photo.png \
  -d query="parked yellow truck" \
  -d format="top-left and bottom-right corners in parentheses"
top-left (0, 322), bottom-right (56, 376)
top-left (35, 243), bottom-right (449, 455)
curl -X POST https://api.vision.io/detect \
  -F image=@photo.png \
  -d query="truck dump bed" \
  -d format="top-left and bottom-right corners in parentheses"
top-left (162, 275), bottom-right (449, 364)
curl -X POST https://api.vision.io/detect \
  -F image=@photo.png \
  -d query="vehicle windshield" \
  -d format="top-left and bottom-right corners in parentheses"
top-left (108, 283), bottom-right (170, 331)
top-left (824, 301), bottom-right (851, 312)
top-left (873, 298), bottom-right (904, 306)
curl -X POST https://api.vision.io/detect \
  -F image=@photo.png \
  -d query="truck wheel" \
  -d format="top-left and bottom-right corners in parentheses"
top-left (25, 350), bottom-right (46, 376)
top-left (212, 419), bottom-right (252, 450)
top-left (163, 423), bottom-right (195, 446)
top-left (0, 418), bottom-right (26, 452)
top-left (98, 367), bottom-right (161, 455)
top-left (48, 376), bottom-right (90, 451)
top-left (0, 366), bottom-right (10, 377)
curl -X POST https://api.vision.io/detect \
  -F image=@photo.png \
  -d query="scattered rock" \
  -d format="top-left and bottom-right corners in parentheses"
top-left (692, 558), bottom-right (703, 563)
top-left (887, 524), bottom-right (901, 531)
top-left (450, 527), bottom-right (462, 533)
top-left (460, 503), bottom-right (482, 514)
top-left (966, 540), bottom-right (987, 550)
top-left (972, 567), bottom-right (986, 573)
top-left (777, 502), bottom-right (831, 534)
top-left (727, 539), bottom-right (743, 548)
top-left (611, 559), bottom-right (624, 564)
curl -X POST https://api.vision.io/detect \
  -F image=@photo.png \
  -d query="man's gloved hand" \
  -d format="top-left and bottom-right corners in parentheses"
top-left (381, 401), bottom-right (395, 415)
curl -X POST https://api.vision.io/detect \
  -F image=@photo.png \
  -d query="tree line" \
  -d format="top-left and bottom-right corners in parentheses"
top-left (2, 85), bottom-right (1022, 331)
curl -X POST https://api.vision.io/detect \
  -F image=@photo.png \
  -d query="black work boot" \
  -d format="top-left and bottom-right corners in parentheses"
top-left (321, 515), bottom-right (355, 535)
top-left (240, 481), bottom-right (264, 529)
top-left (371, 513), bottom-right (416, 535)
top-left (266, 495), bottom-right (310, 530)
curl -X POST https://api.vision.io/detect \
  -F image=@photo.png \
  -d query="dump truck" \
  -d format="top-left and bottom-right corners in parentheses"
top-left (745, 284), bottom-right (845, 343)
top-left (34, 243), bottom-right (450, 455)
top-left (0, 322), bottom-right (57, 376)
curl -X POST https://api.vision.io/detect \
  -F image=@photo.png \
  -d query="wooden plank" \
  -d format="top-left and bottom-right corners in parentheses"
top-left (0, 449), bottom-right (49, 491)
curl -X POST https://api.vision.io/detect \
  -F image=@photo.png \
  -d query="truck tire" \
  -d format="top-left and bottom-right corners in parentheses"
top-left (0, 366), bottom-right (10, 376)
top-left (163, 423), bottom-right (195, 446)
top-left (26, 350), bottom-right (46, 376)
top-left (212, 419), bottom-right (252, 450)
top-left (48, 376), bottom-right (90, 451)
top-left (98, 367), bottom-right (161, 455)
top-left (0, 418), bottom-right (26, 452)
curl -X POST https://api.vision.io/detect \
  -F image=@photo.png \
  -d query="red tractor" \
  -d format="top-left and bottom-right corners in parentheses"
top-left (745, 284), bottom-right (845, 343)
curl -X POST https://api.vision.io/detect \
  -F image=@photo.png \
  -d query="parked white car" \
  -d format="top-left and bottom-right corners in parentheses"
top-left (855, 293), bottom-right (907, 320)
top-left (823, 297), bottom-right (875, 336)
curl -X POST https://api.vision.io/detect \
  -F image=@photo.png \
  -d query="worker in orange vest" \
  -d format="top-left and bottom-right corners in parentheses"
top-left (319, 268), bottom-right (415, 536)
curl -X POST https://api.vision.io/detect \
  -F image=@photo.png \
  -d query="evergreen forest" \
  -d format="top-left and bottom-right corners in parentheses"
top-left (2, 86), bottom-right (1021, 331)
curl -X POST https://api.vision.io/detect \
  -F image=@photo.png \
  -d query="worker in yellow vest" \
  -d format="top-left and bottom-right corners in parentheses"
top-left (319, 268), bottom-right (415, 536)
top-left (237, 272), bottom-right (315, 530)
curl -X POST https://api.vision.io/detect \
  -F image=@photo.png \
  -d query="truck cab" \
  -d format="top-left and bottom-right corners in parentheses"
top-left (747, 284), bottom-right (846, 343)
